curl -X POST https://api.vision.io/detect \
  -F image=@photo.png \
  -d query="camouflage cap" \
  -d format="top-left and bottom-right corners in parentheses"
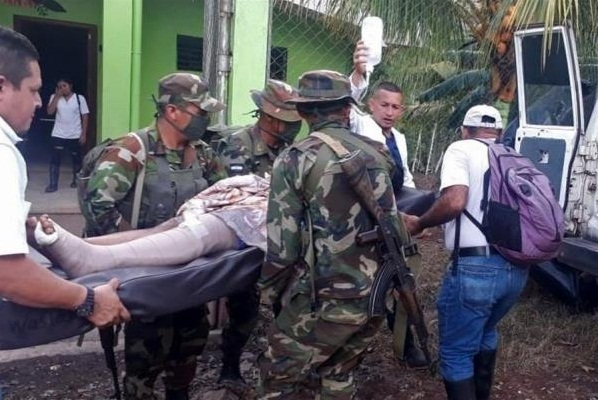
top-left (157, 73), bottom-right (225, 113)
top-left (250, 79), bottom-right (301, 122)
top-left (285, 70), bottom-right (357, 105)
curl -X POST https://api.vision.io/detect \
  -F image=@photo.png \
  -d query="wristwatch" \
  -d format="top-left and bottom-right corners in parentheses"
top-left (74, 286), bottom-right (95, 317)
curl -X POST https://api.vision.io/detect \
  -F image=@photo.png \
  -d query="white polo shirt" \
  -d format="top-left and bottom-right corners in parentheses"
top-left (49, 93), bottom-right (89, 139)
top-left (440, 138), bottom-right (492, 251)
top-left (0, 116), bottom-right (30, 256)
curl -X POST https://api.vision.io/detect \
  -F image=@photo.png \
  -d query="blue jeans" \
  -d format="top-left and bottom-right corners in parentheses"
top-left (436, 254), bottom-right (529, 382)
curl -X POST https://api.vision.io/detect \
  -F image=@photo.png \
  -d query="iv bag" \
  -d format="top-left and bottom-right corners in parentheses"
top-left (361, 16), bottom-right (383, 73)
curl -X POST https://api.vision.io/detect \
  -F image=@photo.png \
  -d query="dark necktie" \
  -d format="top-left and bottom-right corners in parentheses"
top-left (385, 133), bottom-right (403, 170)
top-left (384, 133), bottom-right (405, 192)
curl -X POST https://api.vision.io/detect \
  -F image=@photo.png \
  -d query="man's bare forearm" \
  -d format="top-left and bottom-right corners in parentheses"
top-left (418, 185), bottom-right (468, 230)
top-left (0, 254), bottom-right (86, 309)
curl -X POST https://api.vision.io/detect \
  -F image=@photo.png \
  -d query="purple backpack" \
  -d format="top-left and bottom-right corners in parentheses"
top-left (463, 139), bottom-right (565, 266)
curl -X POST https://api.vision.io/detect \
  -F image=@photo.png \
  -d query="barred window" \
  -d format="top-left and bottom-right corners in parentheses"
top-left (270, 46), bottom-right (288, 81)
top-left (177, 35), bottom-right (203, 71)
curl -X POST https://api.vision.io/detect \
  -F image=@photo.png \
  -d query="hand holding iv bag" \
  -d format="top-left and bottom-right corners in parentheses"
top-left (361, 16), bottom-right (383, 74)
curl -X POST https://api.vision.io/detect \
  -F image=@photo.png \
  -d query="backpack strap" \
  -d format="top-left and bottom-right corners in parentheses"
top-left (455, 138), bottom-right (493, 260)
top-left (127, 130), bottom-right (149, 229)
top-left (75, 94), bottom-right (83, 127)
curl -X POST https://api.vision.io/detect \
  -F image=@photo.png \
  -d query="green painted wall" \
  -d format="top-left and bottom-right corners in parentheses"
top-left (270, 8), bottom-right (354, 139)
top-left (271, 9), bottom-right (353, 88)
top-left (139, 0), bottom-right (204, 128)
top-left (0, 0), bottom-right (101, 27)
top-left (101, 0), bottom-right (133, 139)
top-left (228, 0), bottom-right (270, 126)
top-left (0, 1), bottom-right (353, 140)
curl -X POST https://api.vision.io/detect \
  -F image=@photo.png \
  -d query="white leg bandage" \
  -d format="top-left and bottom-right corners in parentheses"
top-left (41, 214), bottom-right (238, 278)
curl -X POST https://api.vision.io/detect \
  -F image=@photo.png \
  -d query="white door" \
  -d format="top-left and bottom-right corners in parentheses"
top-left (513, 24), bottom-right (585, 214)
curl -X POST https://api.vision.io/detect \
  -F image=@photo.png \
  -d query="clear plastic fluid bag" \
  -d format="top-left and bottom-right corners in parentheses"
top-left (361, 16), bottom-right (383, 73)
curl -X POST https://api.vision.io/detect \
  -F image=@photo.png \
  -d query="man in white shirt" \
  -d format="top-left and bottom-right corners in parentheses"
top-left (0, 25), bottom-right (129, 328)
top-left (349, 40), bottom-right (415, 190)
top-left (347, 41), bottom-right (427, 370)
top-left (45, 77), bottom-right (90, 192)
top-left (404, 105), bottom-right (529, 400)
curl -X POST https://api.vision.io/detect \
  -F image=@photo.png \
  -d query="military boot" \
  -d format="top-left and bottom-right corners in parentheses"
top-left (218, 353), bottom-right (247, 389)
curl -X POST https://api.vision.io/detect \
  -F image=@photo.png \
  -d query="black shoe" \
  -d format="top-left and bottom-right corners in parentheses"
top-left (70, 181), bottom-right (77, 188)
top-left (218, 362), bottom-right (248, 393)
top-left (44, 185), bottom-right (58, 193)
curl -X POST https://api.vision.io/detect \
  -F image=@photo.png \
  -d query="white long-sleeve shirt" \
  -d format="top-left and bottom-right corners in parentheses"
top-left (348, 74), bottom-right (415, 188)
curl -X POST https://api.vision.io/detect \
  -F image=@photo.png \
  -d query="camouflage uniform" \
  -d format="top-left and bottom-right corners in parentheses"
top-left (81, 73), bottom-right (227, 400)
top-left (217, 125), bottom-right (280, 177)
top-left (258, 71), bottom-right (406, 399)
top-left (214, 79), bottom-right (302, 390)
top-left (217, 79), bottom-right (302, 177)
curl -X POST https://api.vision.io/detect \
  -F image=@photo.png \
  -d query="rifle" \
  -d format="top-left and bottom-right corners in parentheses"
top-left (309, 131), bottom-right (433, 370)
top-left (357, 220), bottom-right (432, 367)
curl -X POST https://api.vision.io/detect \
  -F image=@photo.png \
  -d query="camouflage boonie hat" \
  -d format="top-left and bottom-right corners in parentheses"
top-left (157, 73), bottom-right (225, 113)
top-left (250, 79), bottom-right (301, 122)
top-left (285, 70), bottom-right (357, 105)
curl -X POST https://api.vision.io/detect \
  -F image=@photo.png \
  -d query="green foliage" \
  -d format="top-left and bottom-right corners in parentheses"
top-left (33, 0), bottom-right (66, 15)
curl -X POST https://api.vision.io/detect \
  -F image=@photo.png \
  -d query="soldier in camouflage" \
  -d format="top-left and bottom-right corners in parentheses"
top-left (216, 79), bottom-right (302, 177)
top-left (258, 70), bottom-right (410, 399)
top-left (81, 73), bottom-right (227, 400)
top-left (213, 79), bottom-right (302, 392)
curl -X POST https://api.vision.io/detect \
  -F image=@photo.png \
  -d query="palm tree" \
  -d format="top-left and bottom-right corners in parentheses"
top-left (288, 0), bottom-right (598, 171)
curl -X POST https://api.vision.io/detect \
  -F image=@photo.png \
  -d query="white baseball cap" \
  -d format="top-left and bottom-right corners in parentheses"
top-left (462, 105), bottom-right (503, 129)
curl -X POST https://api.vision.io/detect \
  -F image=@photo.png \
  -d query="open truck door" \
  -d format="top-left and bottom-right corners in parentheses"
top-left (513, 24), bottom-right (598, 306)
top-left (514, 24), bottom-right (584, 209)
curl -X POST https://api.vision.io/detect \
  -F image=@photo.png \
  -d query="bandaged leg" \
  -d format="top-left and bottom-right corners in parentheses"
top-left (36, 214), bottom-right (238, 278)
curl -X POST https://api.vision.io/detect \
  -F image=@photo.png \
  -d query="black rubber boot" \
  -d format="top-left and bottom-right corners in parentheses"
top-left (444, 378), bottom-right (476, 400)
top-left (473, 349), bottom-right (497, 400)
top-left (70, 172), bottom-right (77, 188)
top-left (164, 387), bottom-right (189, 400)
top-left (404, 329), bottom-right (429, 369)
top-left (218, 351), bottom-right (247, 389)
top-left (45, 164), bottom-right (59, 193)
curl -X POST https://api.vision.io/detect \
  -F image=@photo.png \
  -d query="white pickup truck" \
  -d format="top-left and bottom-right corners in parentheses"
top-left (504, 24), bottom-right (598, 306)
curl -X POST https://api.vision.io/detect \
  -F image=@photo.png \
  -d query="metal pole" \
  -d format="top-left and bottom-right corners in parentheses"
top-left (216, 0), bottom-right (233, 126)
top-left (129, 0), bottom-right (142, 130)
top-left (425, 122), bottom-right (437, 175)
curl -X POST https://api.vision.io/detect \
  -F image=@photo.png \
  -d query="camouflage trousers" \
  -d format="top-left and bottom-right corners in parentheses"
top-left (123, 306), bottom-right (209, 400)
top-left (258, 293), bottom-right (383, 400)
top-left (222, 287), bottom-right (260, 363)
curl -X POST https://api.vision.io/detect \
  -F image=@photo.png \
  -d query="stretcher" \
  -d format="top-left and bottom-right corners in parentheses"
top-left (0, 246), bottom-right (264, 350)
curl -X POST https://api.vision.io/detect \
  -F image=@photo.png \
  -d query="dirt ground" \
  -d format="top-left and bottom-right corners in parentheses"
top-left (2, 227), bottom-right (598, 400)
top-left (3, 174), bottom-right (598, 399)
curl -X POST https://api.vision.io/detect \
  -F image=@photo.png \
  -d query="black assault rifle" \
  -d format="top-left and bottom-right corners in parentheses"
top-left (310, 131), bottom-right (433, 371)
top-left (357, 218), bottom-right (432, 368)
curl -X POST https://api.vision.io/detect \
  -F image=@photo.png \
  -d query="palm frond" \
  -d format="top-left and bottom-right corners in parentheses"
top-left (418, 69), bottom-right (490, 102)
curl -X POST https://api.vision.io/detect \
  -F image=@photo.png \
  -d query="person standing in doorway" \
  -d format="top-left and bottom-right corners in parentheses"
top-left (0, 24), bottom-right (129, 330)
top-left (45, 77), bottom-right (89, 192)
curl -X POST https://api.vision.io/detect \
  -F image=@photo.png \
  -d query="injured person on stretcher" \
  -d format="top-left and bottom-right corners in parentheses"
top-left (32, 174), bottom-right (269, 278)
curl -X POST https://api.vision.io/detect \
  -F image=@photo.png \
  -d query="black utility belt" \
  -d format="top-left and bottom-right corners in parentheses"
top-left (458, 246), bottom-right (499, 257)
